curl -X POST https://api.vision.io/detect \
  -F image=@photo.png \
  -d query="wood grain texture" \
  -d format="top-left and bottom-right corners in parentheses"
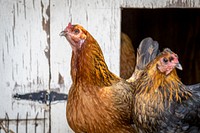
top-left (0, 0), bottom-right (50, 132)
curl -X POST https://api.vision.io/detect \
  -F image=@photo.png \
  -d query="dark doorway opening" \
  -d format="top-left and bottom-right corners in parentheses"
top-left (121, 8), bottom-right (200, 84)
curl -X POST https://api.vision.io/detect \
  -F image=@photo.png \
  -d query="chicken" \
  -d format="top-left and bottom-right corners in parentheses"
top-left (131, 48), bottom-right (200, 133)
top-left (120, 32), bottom-right (136, 79)
top-left (60, 23), bottom-right (137, 133)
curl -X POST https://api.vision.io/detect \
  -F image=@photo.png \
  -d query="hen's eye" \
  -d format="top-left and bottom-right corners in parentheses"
top-left (74, 29), bottom-right (80, 34)
top-left (163, 57), bottom-right (168, 63)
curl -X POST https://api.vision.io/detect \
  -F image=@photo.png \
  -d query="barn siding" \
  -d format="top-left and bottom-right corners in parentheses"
top-left (0, 0), bottom-right (50, 132)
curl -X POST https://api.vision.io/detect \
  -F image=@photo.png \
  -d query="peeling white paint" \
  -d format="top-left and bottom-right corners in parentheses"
top-left (41, 0), bottom-right (50, 23)
top-left (121, 0), bottom-right (200, 8)
top-left (0, 0), bottom-right (49, 132)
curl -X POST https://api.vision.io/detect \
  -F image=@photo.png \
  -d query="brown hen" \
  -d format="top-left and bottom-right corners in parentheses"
top-left (60, 23), bottom-right (137, 133)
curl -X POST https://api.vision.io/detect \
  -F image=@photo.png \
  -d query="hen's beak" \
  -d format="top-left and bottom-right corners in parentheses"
top-left (59, 31), bottom-right (66, 36)
top-left (176, 63), bottom-right (183, 70)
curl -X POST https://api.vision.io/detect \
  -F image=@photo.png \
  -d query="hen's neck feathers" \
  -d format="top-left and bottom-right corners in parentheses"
top-left (71, 31), bottom-right (119, 87)
top-left (135, 56), bottom-right (192, 104)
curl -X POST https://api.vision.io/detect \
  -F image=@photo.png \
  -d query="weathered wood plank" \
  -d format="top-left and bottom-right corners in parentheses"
top-left (0, 0), bottom-right (50, 132)
top-left (121, 0), bottom-right (200, 8)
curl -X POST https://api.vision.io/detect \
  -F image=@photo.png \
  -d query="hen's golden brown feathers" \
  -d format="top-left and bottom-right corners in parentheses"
top-left (134, 49), bottom-right (191, 108)
top-left (60, 23), bottom-right (136, 133)
top-left (132, 48), bottom-right (200, 133)
top-left (120, 33), bottom-right (136, 79)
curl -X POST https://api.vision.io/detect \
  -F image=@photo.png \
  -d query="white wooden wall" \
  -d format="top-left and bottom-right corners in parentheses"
top-left (0, 0), bottom-right (200, 132)
top-left (0, 0), bottom-right (50, 132)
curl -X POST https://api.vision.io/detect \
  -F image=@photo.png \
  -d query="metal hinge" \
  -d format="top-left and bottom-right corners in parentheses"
top-left (13, 91), bottom-right (68, 104)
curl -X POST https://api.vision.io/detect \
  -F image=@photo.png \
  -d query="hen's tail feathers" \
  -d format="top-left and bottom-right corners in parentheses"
top-left (136, 37), bottom-right (159, 70)
top-left (127, 37), bottom-right (159, 83)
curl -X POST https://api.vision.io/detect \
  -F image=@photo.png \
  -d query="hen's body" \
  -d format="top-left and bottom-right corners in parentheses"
top-left (60, 23), bottom-right (136, 133)
top-left (67, 80), bottom-right (134, 133)
top-left (132, 48), bottom-right (200, 133)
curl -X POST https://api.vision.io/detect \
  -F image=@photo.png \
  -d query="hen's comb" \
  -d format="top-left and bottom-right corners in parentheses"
top-left (67, 22), bottom-right (72, 28)
top-left (64, 22), bottom-right (73, 31)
